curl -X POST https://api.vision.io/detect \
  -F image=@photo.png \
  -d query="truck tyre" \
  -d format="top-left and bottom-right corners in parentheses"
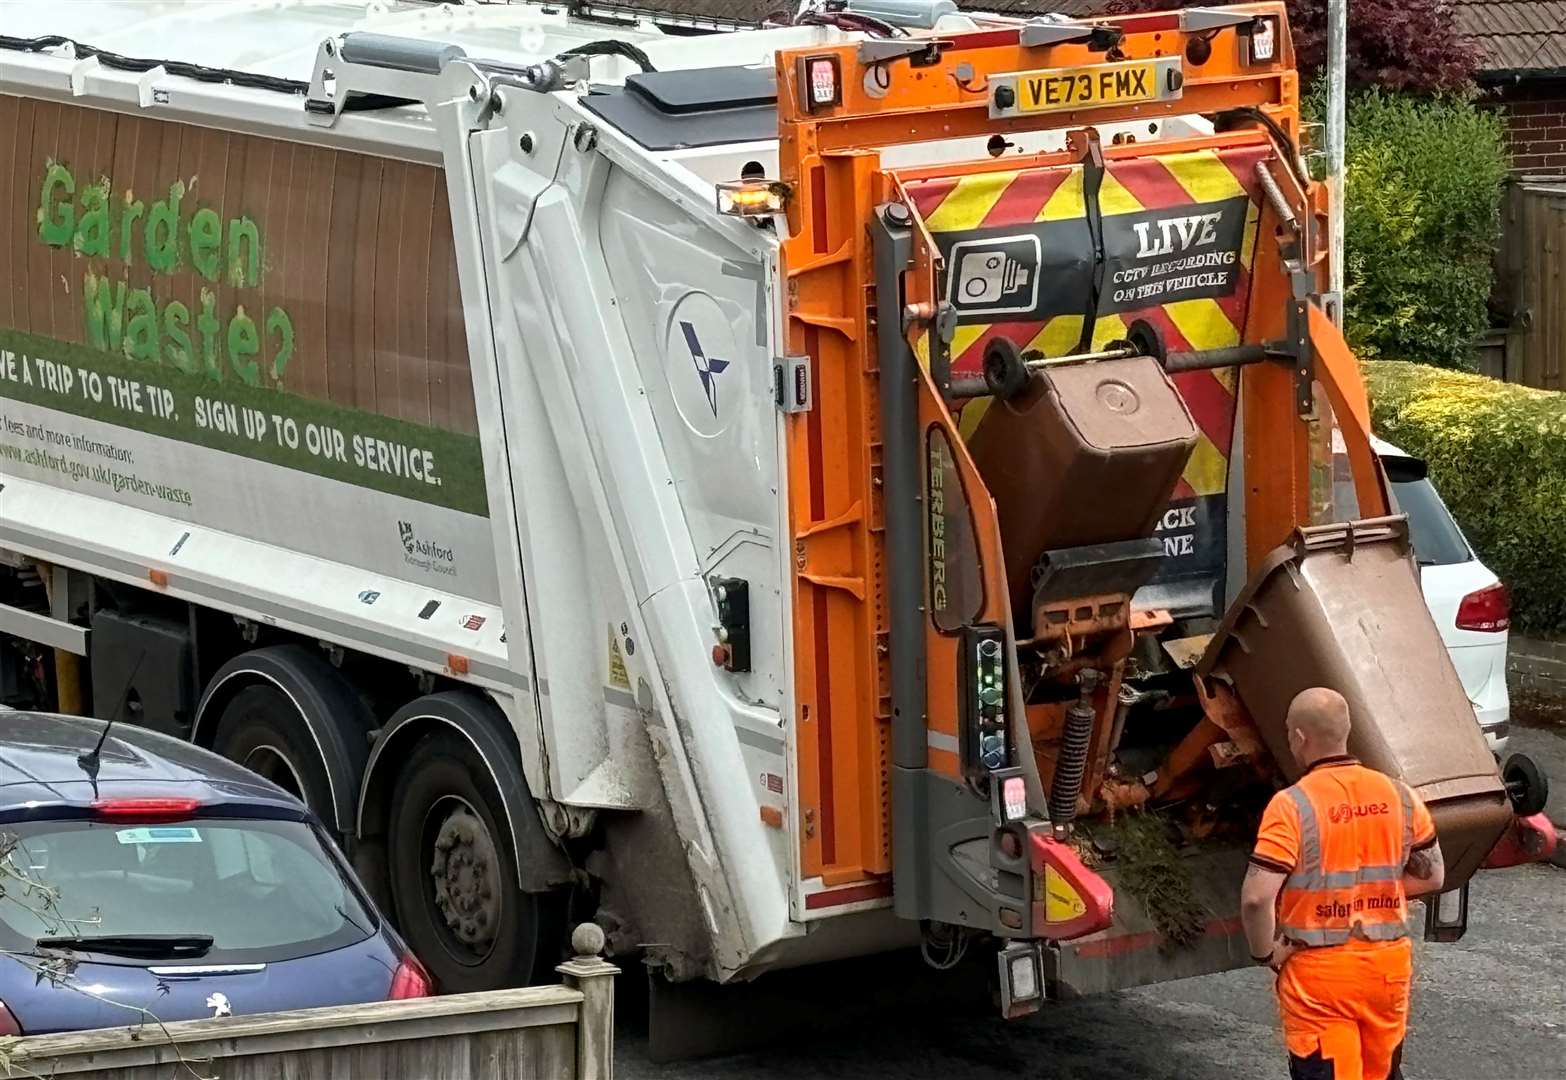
top-left (387, 729), bottom-right (563, 993)
top-left (213, 684), bottom-right (336, 814)
top-left (199, 645), bottom-right (373, 848)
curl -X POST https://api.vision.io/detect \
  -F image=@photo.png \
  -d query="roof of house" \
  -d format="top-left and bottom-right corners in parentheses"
top-left (575, 0), bottom-right (1110, 27)
top-left (1449, 0), bottom-right (1566, 76)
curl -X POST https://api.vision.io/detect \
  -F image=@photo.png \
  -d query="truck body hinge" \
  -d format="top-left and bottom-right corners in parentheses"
top-left (857, 39), bottom-right (950, 66)
top-left (1288, 297), bottom-right (1313, 417)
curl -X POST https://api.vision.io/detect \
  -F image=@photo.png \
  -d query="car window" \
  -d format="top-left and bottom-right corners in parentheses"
top-left (0, 817), bottom-right (376, 964)
top-left (1389, 477), bottom-right (1472, 567)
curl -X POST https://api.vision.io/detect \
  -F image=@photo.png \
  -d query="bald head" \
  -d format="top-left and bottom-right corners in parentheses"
top-left (1285, 687), bottom-right (1352, 766)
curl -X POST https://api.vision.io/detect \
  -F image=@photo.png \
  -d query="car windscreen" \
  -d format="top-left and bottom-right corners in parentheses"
top-left (0, 817), bottom-right (377, 965)
top-left (1389, 477), bottom-right (1472, 567)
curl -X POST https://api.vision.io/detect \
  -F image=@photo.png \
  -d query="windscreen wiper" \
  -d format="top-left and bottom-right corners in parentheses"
top-left (34, 933), bottom-right (215, 958)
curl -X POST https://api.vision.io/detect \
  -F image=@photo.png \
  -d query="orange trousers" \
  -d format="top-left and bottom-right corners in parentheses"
top-left (1276, 938), bottom-right (1413, 1080)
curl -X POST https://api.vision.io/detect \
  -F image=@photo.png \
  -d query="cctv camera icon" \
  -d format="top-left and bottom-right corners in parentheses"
top-left (958, 251), bottom-right (1030, 305)
top-left (947, 234), bottom-right (1042, 316)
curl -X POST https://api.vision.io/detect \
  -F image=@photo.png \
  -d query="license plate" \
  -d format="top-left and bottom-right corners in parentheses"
top-left (991, 57), bottom-right (1182, 117)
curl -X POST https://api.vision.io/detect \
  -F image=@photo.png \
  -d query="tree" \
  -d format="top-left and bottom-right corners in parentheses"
top-left (1336, 90), bottom-right (1506, 368)
top-left (1104, 0), bottom-right (1480, 93)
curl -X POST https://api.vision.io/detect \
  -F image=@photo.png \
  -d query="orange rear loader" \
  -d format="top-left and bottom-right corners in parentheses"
top-left (774, 1), bottom-right (1553, 1012)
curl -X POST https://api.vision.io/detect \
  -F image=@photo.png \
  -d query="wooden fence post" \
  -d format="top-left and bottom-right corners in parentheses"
top-left (557, 923), bottom-right (619, 1080)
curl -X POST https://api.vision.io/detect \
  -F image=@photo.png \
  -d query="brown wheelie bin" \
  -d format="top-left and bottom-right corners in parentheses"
top-left (967, 355), bottom-right (1197, 619)
top-left (1198, 517), bottom-right (1510, 886)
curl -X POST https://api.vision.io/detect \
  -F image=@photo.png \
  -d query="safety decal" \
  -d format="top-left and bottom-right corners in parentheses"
top-left (608, 625), bottom-right (631, 691)
top-left (1043, 864), bottom-right (1088, 922)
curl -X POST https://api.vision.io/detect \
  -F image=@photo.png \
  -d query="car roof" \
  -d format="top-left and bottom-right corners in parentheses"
top-left (0, 711), bottom-right (304, 816)
top-left (1330, 431), bottom-right (1411, 461)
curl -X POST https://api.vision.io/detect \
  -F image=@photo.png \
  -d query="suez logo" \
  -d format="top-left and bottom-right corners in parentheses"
top-left (397, 519), bottom-right (457, 577)
top-left (1327, 801), bottom-right (1392, 825)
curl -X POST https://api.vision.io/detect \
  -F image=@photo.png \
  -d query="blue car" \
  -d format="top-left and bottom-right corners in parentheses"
top-left (0, 711), bottom-right (430, 1035)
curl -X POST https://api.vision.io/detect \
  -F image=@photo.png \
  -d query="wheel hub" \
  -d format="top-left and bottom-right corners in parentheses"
top-left (429, 802), bottom-right (501, 955)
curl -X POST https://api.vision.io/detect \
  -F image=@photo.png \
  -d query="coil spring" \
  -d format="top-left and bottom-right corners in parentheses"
top-left (1049, 673), bottom-right (1099, 824)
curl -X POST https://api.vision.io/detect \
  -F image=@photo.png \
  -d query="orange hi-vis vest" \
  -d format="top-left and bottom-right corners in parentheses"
top-left (1254, 758), bottom-right (1431, 948)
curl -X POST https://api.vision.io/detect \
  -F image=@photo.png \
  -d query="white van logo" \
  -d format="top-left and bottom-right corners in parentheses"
top-left (1132, 211), bottom-right (1223, 259)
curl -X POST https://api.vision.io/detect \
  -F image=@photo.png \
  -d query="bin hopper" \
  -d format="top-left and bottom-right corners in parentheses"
top-left (1198, 517), bottom-right (1510, 887)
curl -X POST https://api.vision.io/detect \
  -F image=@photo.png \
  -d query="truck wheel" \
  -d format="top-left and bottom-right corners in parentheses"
top-left (198, 646), bottom-right (372, 847)
top-left (387, 730), bottom-right (562, 993)
top-left (212, 684), bottom-right (336, 815)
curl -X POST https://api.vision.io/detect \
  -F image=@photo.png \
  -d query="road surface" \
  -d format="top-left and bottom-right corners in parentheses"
top-left (621, 724), bottom-right (1565, 1080)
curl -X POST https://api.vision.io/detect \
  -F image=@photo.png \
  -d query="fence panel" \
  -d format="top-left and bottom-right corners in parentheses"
top-left (6, 959), bottom-right (617, 1080)
top-left (1499, 180), bottom-right (1566, 388)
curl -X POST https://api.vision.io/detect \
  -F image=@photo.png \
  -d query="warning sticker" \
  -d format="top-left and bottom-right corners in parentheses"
top-left (116, 827), bottom-right (202, 845)
top-left (1044, 864), bottom-right (1087, 923)
top-left (608, 627), bottom-right (631, 691)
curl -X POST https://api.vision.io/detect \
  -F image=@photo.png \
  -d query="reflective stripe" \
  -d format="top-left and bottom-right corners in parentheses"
top-left (1357, 920), bottom-right (1409, 942)
top-left (1348, 864), bottom-right (1403, 885)
top-left (1290, 863), bottom-right (1404, 890)
top-left (1287, 786), bottom-right (1320, 877)
top-left (1287, 920), bottom-right (1409, 947)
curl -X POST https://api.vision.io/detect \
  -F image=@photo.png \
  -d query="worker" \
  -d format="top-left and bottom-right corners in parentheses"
top-left (1240, 687), bottom-right (1446, 1080)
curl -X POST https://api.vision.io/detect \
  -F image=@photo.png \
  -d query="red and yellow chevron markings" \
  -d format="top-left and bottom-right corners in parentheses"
top-left (901, 145), bottom-right (1270, 496)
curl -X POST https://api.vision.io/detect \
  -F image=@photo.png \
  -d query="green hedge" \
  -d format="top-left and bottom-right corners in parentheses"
top-left (1367, 361), bottom-right (1566, 634)
top-left (1339, 92), bottom-right (1507, 369)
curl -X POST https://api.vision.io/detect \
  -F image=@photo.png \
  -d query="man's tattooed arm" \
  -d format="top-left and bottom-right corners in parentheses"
top-left (1403, 841), bottom-right (1446, 897)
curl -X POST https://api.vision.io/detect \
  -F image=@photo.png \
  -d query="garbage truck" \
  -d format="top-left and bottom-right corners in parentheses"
top-left (0, 0), bottom-right (1553, 1023)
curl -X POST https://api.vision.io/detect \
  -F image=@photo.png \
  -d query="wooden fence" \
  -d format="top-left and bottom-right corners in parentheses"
top-left (3, 948), bottom-right (617, 1080)
top-left (1491, 177), bottom-right (1566, 388)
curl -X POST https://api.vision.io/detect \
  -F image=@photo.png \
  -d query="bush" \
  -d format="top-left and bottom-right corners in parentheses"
top-left (1341, 92), bottom-right (1507, 369)
top-left (1367, 361), bottom-right (1566, 635)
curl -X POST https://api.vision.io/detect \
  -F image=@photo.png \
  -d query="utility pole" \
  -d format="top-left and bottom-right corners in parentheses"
top-left (1325, 0), bottom-right (1347, 319)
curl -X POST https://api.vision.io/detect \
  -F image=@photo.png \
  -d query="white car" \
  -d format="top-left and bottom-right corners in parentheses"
top-left (1376, 439), bottom-right (1511, 755)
